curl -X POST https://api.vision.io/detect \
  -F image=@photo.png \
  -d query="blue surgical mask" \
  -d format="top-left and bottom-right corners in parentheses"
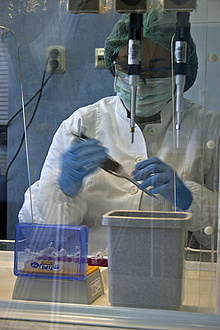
top-left (114, 70), bottom-right (173, 117)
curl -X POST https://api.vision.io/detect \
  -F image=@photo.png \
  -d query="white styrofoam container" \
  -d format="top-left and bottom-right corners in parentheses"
top-left (102, 210), bottom-right (192, 310)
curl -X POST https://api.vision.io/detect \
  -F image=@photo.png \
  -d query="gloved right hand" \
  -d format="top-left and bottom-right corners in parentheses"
top-left (58, 138), bottom-right (108, 197)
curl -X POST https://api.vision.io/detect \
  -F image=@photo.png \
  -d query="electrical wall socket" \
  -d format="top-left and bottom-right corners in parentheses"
top-left (68, 0), bottom-right (100, 13)
top-left (163, 0), bottom-right (197, 11)
top-left (95, 48), bottom-right (105, 69)
top-left (46, 46), bottom-right (66, 74)
top-left (115, 0), bottom-right (147, 13)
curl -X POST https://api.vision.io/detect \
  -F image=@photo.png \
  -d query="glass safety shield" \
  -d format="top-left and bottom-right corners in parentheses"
top-left (0, 0), bottom-right (220, 329)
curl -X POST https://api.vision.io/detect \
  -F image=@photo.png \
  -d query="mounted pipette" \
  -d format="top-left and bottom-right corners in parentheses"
top-left (127, 13), bottom-right (142, 144)
top-left (163, 1), bottom-right (197, 147)
top-left (174, 11), bottom-right (190, 148)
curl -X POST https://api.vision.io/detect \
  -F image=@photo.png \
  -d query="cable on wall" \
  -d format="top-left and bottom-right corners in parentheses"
top-left (0, 26), bottom-right (34, 223)
top-left (5, 68), bottom-right (53, 179)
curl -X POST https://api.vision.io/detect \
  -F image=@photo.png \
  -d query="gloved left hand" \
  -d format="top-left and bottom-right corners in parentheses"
top-left (132, 157), bottom-right (192, 210)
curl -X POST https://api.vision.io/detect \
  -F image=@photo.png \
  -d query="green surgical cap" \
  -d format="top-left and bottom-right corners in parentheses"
top-left (104, 9), bottom-right (198, 91)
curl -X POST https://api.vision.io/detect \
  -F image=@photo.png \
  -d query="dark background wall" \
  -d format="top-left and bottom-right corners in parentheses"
top-left (6, 0), bottom-right (119, 238)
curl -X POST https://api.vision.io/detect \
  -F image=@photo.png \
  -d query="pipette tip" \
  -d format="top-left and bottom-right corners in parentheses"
top-left (130, 130), bottom-right (134, 144)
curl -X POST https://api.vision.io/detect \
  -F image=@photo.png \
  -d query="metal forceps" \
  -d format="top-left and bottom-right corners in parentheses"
top-left (74, 119), bottom-right (157, 199)
top-left (101, 157), bottom-right (158, 199)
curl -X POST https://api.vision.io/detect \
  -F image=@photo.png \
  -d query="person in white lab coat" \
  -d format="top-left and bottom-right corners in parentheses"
top-left (19, 10), bottom-right (219, 253)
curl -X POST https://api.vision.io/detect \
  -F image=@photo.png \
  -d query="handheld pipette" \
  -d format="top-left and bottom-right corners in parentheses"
top-left (128, 13), bottom-right (142, 144)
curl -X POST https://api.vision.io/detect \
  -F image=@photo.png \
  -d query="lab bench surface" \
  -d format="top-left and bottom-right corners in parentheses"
top-left (0, 251), bottom-right (218, 330)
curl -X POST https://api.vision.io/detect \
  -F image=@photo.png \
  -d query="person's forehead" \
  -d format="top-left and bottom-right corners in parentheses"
top-left (118, 38), bottom-right (170, 61)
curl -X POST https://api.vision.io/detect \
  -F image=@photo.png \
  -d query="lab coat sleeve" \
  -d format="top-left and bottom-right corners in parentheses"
top-left (18, 119), bottom-right (88, 226)
top-left (184, 180), bottom-right (218, 232)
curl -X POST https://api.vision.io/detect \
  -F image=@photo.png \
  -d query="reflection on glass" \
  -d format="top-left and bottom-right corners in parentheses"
top-left (0, 0), bottom-right (220, 328)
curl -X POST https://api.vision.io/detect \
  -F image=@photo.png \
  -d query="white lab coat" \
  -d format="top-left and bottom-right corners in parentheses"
top-left (19, 95), bottom-right (219, 252)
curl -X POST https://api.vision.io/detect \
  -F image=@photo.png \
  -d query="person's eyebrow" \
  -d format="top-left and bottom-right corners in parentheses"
top-left (117, 54), bottom-right (128, 61)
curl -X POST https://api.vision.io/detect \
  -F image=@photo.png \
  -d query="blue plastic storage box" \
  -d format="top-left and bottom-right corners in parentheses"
top-left (14, 223), bottom-right (88, 280)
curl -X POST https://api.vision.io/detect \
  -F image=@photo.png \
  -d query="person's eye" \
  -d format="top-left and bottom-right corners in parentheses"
top-left (151, 67), bottom-right (171, 78)
top-left (116, 62), bottom-right (128, 72)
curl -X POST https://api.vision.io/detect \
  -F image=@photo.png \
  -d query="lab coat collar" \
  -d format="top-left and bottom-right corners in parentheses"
top-left (116, 95), bottom-right (130, 122)
top-left (159, 100), bottom-right (173, 127)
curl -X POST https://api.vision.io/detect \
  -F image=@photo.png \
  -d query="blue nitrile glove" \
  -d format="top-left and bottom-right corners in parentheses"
top-left (59, 138), bottom-right (108, 197)
top-left (132, 157), bottom-right (192, 210)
